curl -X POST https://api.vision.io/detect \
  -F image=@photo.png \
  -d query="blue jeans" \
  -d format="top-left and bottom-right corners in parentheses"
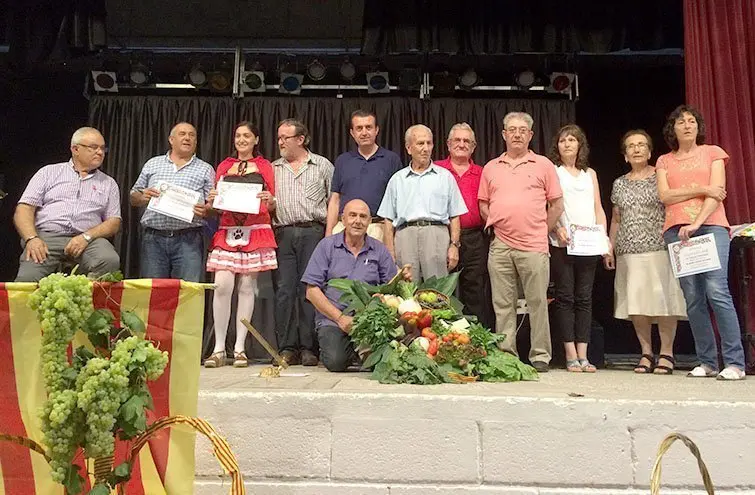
top-left (140, 228), bottom-right (205, 282)
top-left (663, 225), bottom-right (745, 370)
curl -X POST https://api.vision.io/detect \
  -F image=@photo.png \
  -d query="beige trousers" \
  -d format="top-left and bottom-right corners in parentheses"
top-left (332, 221), bottom-right (384, 243)
top-left (394, 225), bottom-right (449, 282)
top-left (488, 237), bottom-right (552, 364)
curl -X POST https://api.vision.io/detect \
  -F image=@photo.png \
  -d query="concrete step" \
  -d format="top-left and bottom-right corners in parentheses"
top-left (195, 366), bottom-right (755, 494)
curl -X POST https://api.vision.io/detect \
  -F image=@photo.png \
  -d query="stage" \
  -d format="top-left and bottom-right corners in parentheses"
top-left (194, 366), bottom-right (755, 494)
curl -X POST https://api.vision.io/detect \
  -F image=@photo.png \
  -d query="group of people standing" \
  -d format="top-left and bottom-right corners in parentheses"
top-left (13, 105), bottom-right (746, 380)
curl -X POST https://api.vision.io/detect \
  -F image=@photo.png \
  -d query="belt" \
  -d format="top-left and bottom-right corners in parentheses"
top-left (397, 220), bottom-right (445, 230)
top-left (144, 227), bottom-right (202, 237)
top-left (371, 216), bottom-right (385, 224)
top-left (279, 221), bottom-right (324, 229)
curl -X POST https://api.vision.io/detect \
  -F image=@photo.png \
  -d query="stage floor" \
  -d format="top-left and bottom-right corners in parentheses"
top-left (198, 364), bottom-right (755, 402)
top-left (195, 365), bottom-right (755, 495)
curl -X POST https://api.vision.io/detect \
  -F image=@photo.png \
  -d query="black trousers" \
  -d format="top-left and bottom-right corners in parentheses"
top-left (457, 228), bottom-right (495, 329)
top-left (273, 224), bottom-right (324, 353)
top-left (550, 246), bottom-right (598, 343)
top-left (316, 325), bottom-right (357, 372)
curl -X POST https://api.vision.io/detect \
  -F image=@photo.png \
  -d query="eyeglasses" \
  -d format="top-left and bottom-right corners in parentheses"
top-left (626, 143), bottom-right (649, 151)
top-left (277, 135), bottom-right (299, 143)
top-left (505, 127), bottom-right (531, 135)
top-left (77, 143), bottom-right (108, 153)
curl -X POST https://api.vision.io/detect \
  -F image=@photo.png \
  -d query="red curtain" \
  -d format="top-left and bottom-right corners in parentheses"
top-left (684, 0), bottom-right (755, 367)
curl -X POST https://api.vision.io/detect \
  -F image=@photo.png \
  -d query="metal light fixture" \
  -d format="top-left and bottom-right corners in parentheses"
top-left (306, 59), bottom-right (327, 81)
top-left (188, 65), bottom-right (207, 87)
top-left (129, 63), bottom-right (150, 85)
top-left (515, 70), bottom-right (536, 89)
top-left (208, 71), bottom-right (232, 93)
top-left (548, 72), bottom-right (575, 93)
top-left (366, 72), bottom-right (390, 94)
top-left (278, 73), bottom-right (303, 95)
top-left (91, 71), bottom-right (118, 92)
top-left (242, 71), bottom-right (266, 92)
top-left (339, 60), bottom-right (356, 81)
top-left (458, 69), bottom-right (479, 90)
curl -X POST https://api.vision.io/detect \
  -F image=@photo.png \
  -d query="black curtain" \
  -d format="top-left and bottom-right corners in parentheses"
top-left (362, 0), bottom-right (683, 55)
top-left (88, 95), bottom-right (574, 359)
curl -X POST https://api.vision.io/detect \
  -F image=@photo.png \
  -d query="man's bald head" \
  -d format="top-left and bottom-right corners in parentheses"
top-left (342, 199), bottom-right (371, 237)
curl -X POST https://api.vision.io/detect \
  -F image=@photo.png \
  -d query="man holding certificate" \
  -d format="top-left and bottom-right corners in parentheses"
top-left (129, 122), bottom-right (215, 282)
top-left (478, 112), bottom-right (564, 373)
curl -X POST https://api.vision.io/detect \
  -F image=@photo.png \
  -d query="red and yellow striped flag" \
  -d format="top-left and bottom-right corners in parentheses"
top-left (0, 279), bottom-right (207, 494)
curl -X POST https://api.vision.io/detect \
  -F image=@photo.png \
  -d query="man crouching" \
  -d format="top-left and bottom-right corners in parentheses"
top-left (302, 199), bottom-right (408, 371)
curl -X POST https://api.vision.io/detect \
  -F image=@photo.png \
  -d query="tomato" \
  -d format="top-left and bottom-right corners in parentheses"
top-left (442, 334), bottom-right (452, 343)
top-left (421, 328), bottom-right (432, 339)
top-left (456, 334), bottom-right (470, 345)
top-left (428, 340), bottom-right (439, 356)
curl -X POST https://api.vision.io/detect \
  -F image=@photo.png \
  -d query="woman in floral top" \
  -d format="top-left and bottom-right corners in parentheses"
top-left (656, 105), bottom-right (746, 380)
top-left (605, 130), bottom-right (686, 374)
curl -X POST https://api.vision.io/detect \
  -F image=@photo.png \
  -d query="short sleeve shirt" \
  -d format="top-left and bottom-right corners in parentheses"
top-left (332, 147), bottom-right (403, 216)
top-left (656, 145), bottom-right (730, 231)
top-left (478, 150), bottom-right (562, 253)
top-left (435, 157), bottom-right (484, 229)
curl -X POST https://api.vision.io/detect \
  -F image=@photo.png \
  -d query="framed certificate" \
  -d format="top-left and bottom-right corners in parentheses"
top-left (667, 233), bottom-right (721, 278)
top-left (146, 181), bottom-right (201, 223)
top-left (567, 224), bottom-right (609, 256)
top-left (213, 180), bottom-right (262, 214)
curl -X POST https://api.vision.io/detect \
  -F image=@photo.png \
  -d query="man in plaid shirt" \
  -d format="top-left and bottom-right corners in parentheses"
top-left (129, 122), bottom-right (214, 282)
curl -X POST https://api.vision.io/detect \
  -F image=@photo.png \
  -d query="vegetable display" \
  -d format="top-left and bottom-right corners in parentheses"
top-left (327, 272), bottom-right (538, 385)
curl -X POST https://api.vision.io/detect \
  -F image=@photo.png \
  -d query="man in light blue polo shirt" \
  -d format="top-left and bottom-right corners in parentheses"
top-left (129, 122), bottom-right (214, 282)
top-left (325, 109), bottom-right (403, 242)
top-left (378, 124), bottom-right (467, 282)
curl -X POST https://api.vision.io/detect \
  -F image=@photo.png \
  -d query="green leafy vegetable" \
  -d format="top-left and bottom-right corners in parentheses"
top-left (396, 280), bottom-right (417, 300)
top-left (418, 272), bottom-right (460, 296)
top-left (372, 342), bottom-right (446, 384)
top-left (63, 465), bottom-right (84, 495)
top-left (476, 350), bottom-right (539, 382)
top-left (349, 299), bottom-right (402, 351)
top-left (468, 322), bottom-right (505, 351)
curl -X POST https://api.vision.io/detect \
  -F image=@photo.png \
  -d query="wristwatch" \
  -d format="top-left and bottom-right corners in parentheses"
top-left (82, 233), bottom-right (93, 243)
top-left (450, 240), bottom-right (461, 248)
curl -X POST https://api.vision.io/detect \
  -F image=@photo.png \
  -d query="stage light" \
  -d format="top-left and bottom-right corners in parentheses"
top-left (549, 72), bottom-right (575, 93)
top-left (432, 72), bottom-right (457, 95)
top-left (279, 73), bottom-right (303, 95)
top-left (339, 60), bottom-right (356, 81)
top-left (398, 69), bottom-right (421, 92)
top-left (306, 59), bottom-right (327, 81)
top-left (366, 72), bottom-right (390, 94)
top-left (459, 69), bottom-right (479, 90)
top-left (188, 66), bottom-right (207, 87)
top-left (91, 71), bottom-right (118, 92)
top-left (209, 71), bottom-right (232, 93)
top-left (129, 63), bottom-right (149, 85)
top-left (516, 70), bottom-right (536, 89)
top-left (242, 71), bottom-right (265, 93)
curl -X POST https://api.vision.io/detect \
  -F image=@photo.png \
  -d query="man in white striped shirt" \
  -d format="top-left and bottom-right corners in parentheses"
top-left (14, 127), bottom-right (121, 281)
top-left (272, 119), bottom-right (334, 366)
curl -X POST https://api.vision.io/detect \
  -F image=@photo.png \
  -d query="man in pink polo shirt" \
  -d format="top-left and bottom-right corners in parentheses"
top-left (436, 123), bottom-right (494, 329)
top-left (478, 112), bottom-right (564, 372)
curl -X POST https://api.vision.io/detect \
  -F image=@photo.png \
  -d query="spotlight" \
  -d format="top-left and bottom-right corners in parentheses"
top-left (366, 72), bottom-right (390, 94)
top-left (91, 71), bottom-right (118, 92)
top-left (432, 72), bottom-right (457, 95)
top-left (515, 70), bottom-right (536, 89)
top-left (306, 59), bottom-right (327, 81)
top-left (339, 60), bottom-right (356, 81)
top-left (548, 72), bottom-right (575, 94)
top-left (129, 63), bottom-right (149, 85)
top-left (458, 69), bottom-right (479, 90)
top-left (279, 73), bottom-right (303, 95)
top-left (208, 71), bottom-right (232, 93)
top-left (188, 65), bottom-right (207, 87)
top-left (242, 71), bottom-right (266, 93)
top-left (398, 69), bottom-right (421, 91)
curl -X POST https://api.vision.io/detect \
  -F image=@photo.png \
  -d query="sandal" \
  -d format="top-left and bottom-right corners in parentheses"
top-left (716, 366), bottom-right (746, 381)
top-left (654, 354), bottom-right (675, 375)
top-left (579, 359), bottom-right (597, 373)
top-left (634, 353), bottom-right (655, 374)
top-left (233, 352), bottom-right (249, 368)
top-left (687, 364), bottom-right (718, 377)
top-left (204, 351), bottom-right (225, 368)
top-left (566, 359), bottom-right (583, 372)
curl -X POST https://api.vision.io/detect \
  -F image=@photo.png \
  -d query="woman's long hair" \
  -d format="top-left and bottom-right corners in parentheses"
top-left (548, 124), bottom-right (590, 171)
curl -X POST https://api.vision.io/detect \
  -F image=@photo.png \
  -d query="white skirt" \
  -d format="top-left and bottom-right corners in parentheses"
top-left (614, 251), bottom-right (687, 320)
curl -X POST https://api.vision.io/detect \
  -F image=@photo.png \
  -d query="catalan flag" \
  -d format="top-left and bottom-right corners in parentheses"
top-left (0, 279), bottom-right (207, 494)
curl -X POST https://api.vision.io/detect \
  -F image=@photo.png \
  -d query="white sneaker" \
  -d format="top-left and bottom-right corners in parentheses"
top-left (716, 366), bottom-right (746, 381)
top-left (687, 365), bottom-right (717, 377)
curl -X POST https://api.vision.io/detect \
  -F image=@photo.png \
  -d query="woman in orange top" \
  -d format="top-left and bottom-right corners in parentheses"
top-left (656, 105), bottom-right (745, 380)
top-left (204, 122), bottom-right (278, 369)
